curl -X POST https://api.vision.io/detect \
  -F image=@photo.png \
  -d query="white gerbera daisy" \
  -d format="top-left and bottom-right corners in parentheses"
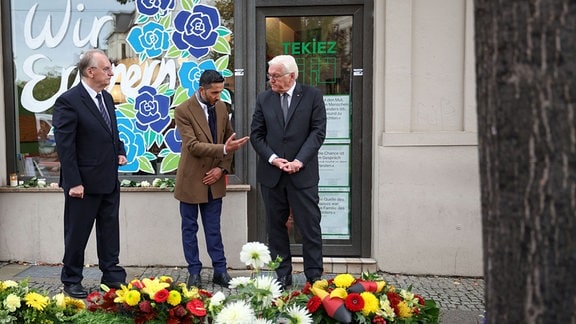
top-left (228, 276), bottom-right (253, 289)
top-left (254, 275), bottom-right (283, 307)
top-left (240, 242), bottom-right (272, 270)
top-left (285, 304), bottom-right (312, 324)
top-left (214, 300), bottom-right (256, 324)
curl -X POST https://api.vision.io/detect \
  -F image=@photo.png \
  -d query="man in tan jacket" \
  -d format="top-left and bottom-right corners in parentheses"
top-left (174, 70), bottom-right (249, 288)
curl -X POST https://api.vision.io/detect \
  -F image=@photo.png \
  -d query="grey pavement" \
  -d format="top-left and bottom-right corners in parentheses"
top-left (0, 261), bottom-right (484, 323)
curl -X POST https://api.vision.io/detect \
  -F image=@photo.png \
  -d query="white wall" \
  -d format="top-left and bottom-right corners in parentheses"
top-left (0, 188), bottom-right (249, 269)
top-left (372, 0), bottom-right (483, 276)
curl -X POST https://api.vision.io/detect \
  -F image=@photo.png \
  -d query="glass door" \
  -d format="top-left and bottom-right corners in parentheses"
top-left (248, 2), bottom-right (372, 257)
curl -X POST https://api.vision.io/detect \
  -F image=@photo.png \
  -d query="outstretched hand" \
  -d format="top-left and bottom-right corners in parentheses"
top-left (225, 133), bottom-right (250, 153)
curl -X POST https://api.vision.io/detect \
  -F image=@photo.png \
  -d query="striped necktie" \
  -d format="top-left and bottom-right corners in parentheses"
top-left (96, 93), bottom-right (111, 130)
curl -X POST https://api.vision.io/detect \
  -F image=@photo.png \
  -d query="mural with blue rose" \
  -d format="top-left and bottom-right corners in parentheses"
top-left (117, 0), bottom-right (233, 174)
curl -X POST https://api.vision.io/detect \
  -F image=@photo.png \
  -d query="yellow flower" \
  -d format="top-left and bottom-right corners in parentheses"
top-left (4, 293), bottom-right (21, 312)
top-left (333, 273), bottom-right (356, 288)
top-left (125, 290), bottom-right (141, 306)
top-left (360, 292), bottom-right (379, 316)
top-left (312, 279), bottom-right (328, 290)
top-left (114, 285), bottom-right (131, 303)
top-left (167, 290), bottom-right (182, 306)
top-left (24, 292), bottom-right (49, 310)
top-left (330, 287), bottom-right (348, 300)
top-left (141, 278), bottom-right (170, 298)
top-left (397, 301), bottom-right (414, 318)
top-left (159, 276), bottom-right (173, 284)
top-left (66, 297), bottom-right (86, 310)
top-left (178, 283), bottom-right (200, 299)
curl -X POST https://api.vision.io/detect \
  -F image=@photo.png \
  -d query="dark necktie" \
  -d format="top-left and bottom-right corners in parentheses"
top-left (96, 93), bottom-right (111, 130)
top-left (208, 106), bottom-right (217, 143)
top-left (281, 93), bottom-right (289, 121)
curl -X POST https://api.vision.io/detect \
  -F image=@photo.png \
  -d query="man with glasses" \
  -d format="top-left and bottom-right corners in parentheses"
top-left (250, 54), bottom-right (327, 290)
top-left (53, 49), bottom-right (127, 298)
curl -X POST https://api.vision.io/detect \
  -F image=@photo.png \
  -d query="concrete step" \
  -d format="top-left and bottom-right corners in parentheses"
top-left (292, 257), bottom-right (377, 274)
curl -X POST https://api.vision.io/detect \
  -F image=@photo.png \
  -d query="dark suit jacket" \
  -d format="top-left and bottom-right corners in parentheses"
top-left (174, 95), bottom-right (234, 204)
top-left (250, 82), bottom-right (326, 189)
top-left (53, 83), bottom-right (125, 194)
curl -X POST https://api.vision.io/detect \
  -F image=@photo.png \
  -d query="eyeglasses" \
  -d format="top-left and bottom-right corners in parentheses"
top-left (90, 66), bottom-right (112, 73)
top-left (267, 72), bottom-right (290, 80)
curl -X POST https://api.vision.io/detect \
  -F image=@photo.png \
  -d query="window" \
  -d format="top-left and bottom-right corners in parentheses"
top-left (7, 0), bottom-right (235, 181)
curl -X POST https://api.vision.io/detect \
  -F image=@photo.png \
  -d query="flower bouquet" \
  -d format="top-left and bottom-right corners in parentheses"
top-left (0, 279), bottom-right (86, 323)
top-left (85, 276), bottom-right (212, 323)
top-left (208, 241), bottom-right (312, 323)
top-left (288, 272), bottom-right (440, 323)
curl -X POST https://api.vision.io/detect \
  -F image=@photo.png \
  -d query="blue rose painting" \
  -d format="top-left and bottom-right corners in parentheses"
top-left (172, 4), bottom-right (221, 59)
top-left (136, 0), bottom-right (175, 17)
top-left (117, 113), bottom-right (147, 173)
top-left (178, 59), bottom-right (219, 97)
top-left (127, 21), bottom-right (170, 59)
top-left (134, 86), bottom-right (171, 133)
top-left (114, 1), bottom-right (230, 174)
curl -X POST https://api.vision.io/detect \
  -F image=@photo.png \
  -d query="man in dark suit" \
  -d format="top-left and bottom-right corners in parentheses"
top-left (250, 54), bottom-right (327, 289)
top-left (174, 70), bottom-right (249, 288)
top-left (53, 49), bottom-right (128, 298)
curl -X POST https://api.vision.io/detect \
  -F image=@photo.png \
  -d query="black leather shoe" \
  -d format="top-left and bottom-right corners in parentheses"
top-left (277, 274), bottom-right (293, 290)
top-left (187, 274), bottom-right (201, 288)
top-left (101, 281), bottom-right (126, 290)
top-left (212, 272), bottom-right (232, 287)
top-left (63, 283), bottom-right (88, 299)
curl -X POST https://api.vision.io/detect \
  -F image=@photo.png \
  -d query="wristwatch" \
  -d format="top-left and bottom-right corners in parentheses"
top-left (220, 167), bottom-right (228, 175)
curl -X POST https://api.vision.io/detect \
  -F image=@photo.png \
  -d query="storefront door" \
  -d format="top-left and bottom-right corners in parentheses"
top-left (241, 1), bottom-right (373, 257)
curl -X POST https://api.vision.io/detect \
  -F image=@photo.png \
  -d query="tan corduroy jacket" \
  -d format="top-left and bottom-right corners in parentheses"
top-left (174, 95), bottom-right (234, 204)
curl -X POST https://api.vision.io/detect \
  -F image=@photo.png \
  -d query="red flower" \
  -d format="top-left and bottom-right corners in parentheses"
top-left (302, 282), bottom-right (313, 294)
top-left (198, 289), bottom-right (213, 298)
top-left (131, 281), bottom-right (145, 289)
top-left (139, 300), bottom-right (152, 313)
top-left (344, 293), bottom-right (365, 312)
top-left (372, 315), bottom-right (387, 324)
top-left (306, 295), bottom-right (323, 313)
top-left (186, 298), bottom-right (207, 317)
top-left (414, 294), bottom-right (426, 305)
top-left (154, 289), bottom-right (170, 303)
top-left (169, 305), bottom-right (188, 318)
top-left (86, 291), bottom-right (103, 305)
top-left (103, 289), bottom-right (117, 301)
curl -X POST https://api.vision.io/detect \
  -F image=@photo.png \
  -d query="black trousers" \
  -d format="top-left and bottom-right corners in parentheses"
top-left (60, 188), bottom-right (126, 285)
top-left (261, 173), bottom-right (323, 281)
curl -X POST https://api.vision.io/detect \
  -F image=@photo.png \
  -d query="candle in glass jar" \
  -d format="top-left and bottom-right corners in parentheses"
top-left (10, 173), bottom-right (18, 186)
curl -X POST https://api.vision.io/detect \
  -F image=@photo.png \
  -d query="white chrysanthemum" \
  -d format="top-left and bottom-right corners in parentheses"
top-left (4, 293), bottom-right (21, 312)
top-left (253, 319), bottom-right (274, 324)
top-left (254, 275), bottom-right (283, 307)
top-left (152, 178), bottom-right (162, 186)
top-left (3, 280), bottom-right (18, 288)
top-left (214, 300), bottom-right (256, 324)
top-left (140, 180), bottom-right (151, 187)
top-left (228, 276), bottom-right (253, 289)
top-left (209, 291), bottom-right (226, 309)
top-left (240, 242), bottom-right (272, 270)
top-left (285, 304), bottom-right (312, 324)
